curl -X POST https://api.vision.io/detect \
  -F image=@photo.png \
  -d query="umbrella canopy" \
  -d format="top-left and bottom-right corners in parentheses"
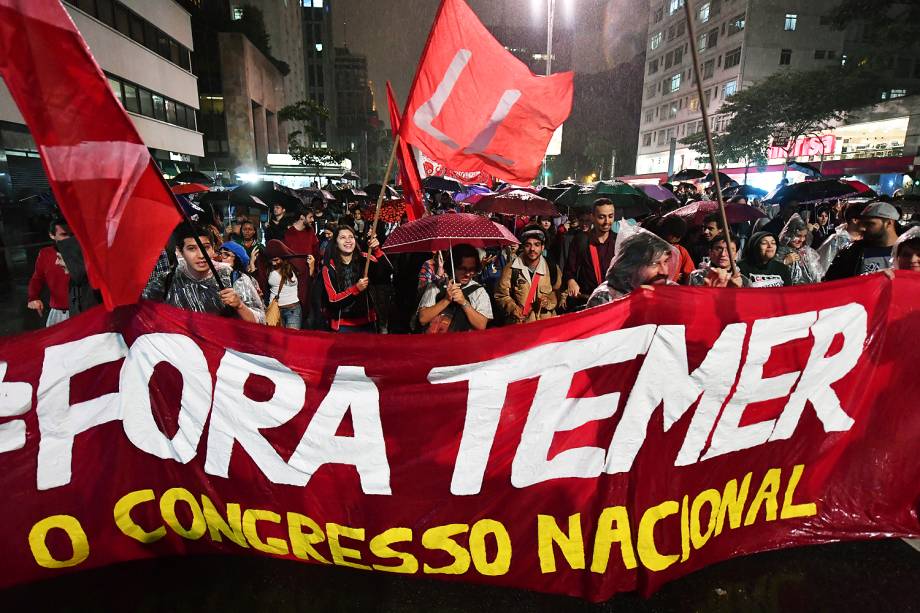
top-left (764, 179), bottom-right (865, 204)
top-left (555, 181), bottom-right (652, 219)
top-left (382, 212), bottom-right (519, 254)
top-left (473, 190), bottom-right (559, 217)
top-left (670, 168), bottom-right (706, 181)
top-left (171, 183), bottom-right (210, 195)
top-left (637, 184), bottom-right (679, 203)
top-left (364, 183), bottom-right (400, 201)
top-left (454, 184), bottom-right (495, 203)
top-left (231, 181), bottom-right (303, 210)
top-left (363, 198), bottom-right (407, 223)
top-left (297, 188), bottom-right (336, 204)
top-left (172, 170), bottom-right (214, 185)
top-left (723, 184), bottom-right (768, 199)
top-left (423, 175), bottom-right (464, 192)
top-left (703, 171), bottom-right (735, 186)
top-left (665, 200), bottom-right (767, 225)
top-left (334, 188), bottom-right (370, 202)
top-left (341, 171), bottom-right (361, 181)
top-left (789, 161), bottom-right (824, 178)
top-left (538, 185), bottom-right (572, 201)
top-left (840, 179), bottom-right (874, 194)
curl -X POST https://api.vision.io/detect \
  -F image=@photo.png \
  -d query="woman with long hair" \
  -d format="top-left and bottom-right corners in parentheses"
top-left (264, 240), bottom-right (302, 329)
top-left (322, 225), bottom-right (386, 333)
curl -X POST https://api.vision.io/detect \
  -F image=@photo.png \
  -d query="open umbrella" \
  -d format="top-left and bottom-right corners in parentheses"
top-left (297, 188), bottom-right (336, 204)
top-left (840, 179), bottom-right (874, 194)
top-left (723, 184), bottom-right (768, 199)
top-left (172, 170), bottom-right (214, 185)
top-left (363, 198), bottom-right (407, 224)
top-left (670, 169), bottom-right (706, 182)
top-left (364, 183), bottom-right (400, 201)
top-left (171, 183), bottom-right (210, 196)
top-left (231, 181), bottom-right (303, 211)
top-left (383, 212), bottom-right (519, 254)
top-left (789, 161), bottom-right (823, 178)
top-left (423, 175), bottom-right (464, 192)
top-left (454, 184), bottom-right (495, 203)
top-left (637, 184), bottom-right (679, 203)
top-left (538, 185), bottom-right (572, 201)
top-left (341, 171), bottom-right (361, 181)
top-left (703, 171), bottom-right (735, 186)
top-left (764, 179), bottom-right (864, 204)
top-left (555, 181), bottom-right (652, 219)
top-left (334, 188), bottom-right (370, 203)
top-left (665, 200), bottom-right (767, 225)
top-left (473, 190), bottom-right (559, 217)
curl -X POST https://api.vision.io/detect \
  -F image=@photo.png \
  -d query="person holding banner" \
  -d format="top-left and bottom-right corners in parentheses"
top-left (144, 223), bottom-right (263, 323)
top-left (688, 234), bottom-right (750, 287)
top-left (563, 198), bottom-right (617, 309)
top-left (494, 226), bottom-right (562, 323)
top-left (321, 226), bottom-right (386, 333)
top-left (417, 245), bottom-right (492, 333)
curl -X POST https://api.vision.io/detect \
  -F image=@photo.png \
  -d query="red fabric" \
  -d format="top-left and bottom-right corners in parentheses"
top-left (0, 274), bottom-right (919, 599)
top-left (27, 246), bottom-right (70, 309)
top-left (0, 1), bottom-right (181, 309)
top-left (283, 226), bottom-right (321, 310)
top-left (589, 244), bottom-right (602, 287)
top-left (519, 272), bottom-right (542, 318)
top-left (386, 81), bottom-right (426, 221)
top-left (399, 0), bottom-right (574, 184)
top-left (382, 213), bottom-right (519, 254)
top-left (676, 244), bottom-right (697, 279)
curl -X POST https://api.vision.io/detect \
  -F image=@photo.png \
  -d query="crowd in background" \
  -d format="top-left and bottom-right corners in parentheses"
top-left (26, 185), bottom-right (920, 334)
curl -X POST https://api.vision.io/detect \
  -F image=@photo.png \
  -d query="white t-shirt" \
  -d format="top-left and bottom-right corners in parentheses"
top-left (418, 281), bottom-right (493, 319)
top-left (268, 270), bottom-right (299, 306)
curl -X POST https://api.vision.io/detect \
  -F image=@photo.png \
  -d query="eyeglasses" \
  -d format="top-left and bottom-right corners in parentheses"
top-left (219, 250), bottom-right (235, 258)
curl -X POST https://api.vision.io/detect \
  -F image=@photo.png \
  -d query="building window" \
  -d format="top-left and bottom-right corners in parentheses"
top-left (890, 89), bottom-right (907, 99)
top-left (650, 32), bottom-right (663, 50)
top-left (723, 80), bottom-right (737, 97)
top-left (232, 7), bottom-right (244, 20)
top-left (643, 133), bottom-right (653, 147)
top-left (646, 84), bottom-right (658, 99)
top-left (648, 59), bottom-right (659, 75)
top-left (780, 49), bottom-right (792, 65)
top-left (689, 96), bottom-right (700, 111)
top-left (669, 73), bottom-right (682, 92)
top-left (654, 6), bottom-right (664, 22)
top-left (657, 129), bottom-right (667, 145)
top-left (139, 89), bottom-right (153, 116)
top-left (667, 25), bottom-right (676, 42)
top-left (665, 51), bottom-right (674, 69)
top-left (122, 83), bottom-right (139, 113)
top-left (784, 14), bottom-right (797, 31)
top-left (699, 2), bottom-right (710, 22)
top-left (724, 47), bottom-right (741, 68)
top-left (644, 109), bottom-right (654, 123)
top-left (814, 49), bottom-right (826, 59)
top-left (668, 0), bottom-right (684, 15)
top-left (674, 46), bottom-right (684, 65)
top-left (669, 102), bottom-right (679, 118)
top-left (699, 28), bottom-right (718, 52)
top-left (107, 76), bottom-right (123, 103)
top-left (151, 94), bottom-right (166, 122)
top-left (703, 59), bottom-right (715, 79)
top-left (728, 13), bottom-right (745, 35)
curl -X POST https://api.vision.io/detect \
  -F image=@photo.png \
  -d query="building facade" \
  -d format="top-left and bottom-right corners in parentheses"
top-left (334, 46), bottom-right (377, 180)
top-left (302, 0), bottom-right (337, 148)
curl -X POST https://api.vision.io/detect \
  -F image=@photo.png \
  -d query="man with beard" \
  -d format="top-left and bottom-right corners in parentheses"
top-left (586, 229), bottom-right (677, 306)
top-left (495, 226), bottom-right (562, 323)
top-left (824, 202), bottom-right (900, 281)
top-left (564, 198), bottom-right (616, 309)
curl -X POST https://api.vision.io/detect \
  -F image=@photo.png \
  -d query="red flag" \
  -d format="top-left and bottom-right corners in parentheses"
top-left (0, 1), bottom-right (181, 309)
top-left (400, 0), bottom-right (573, 185)
top-left (386, 81), bottom-right (426, 220)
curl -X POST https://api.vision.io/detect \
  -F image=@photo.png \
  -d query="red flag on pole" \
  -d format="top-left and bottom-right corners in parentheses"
top-left (386, 81), bottom-right (426, 220)
top-left (0, 1), bottom-right (181, 309)
top-left (399, 0), bottom-right (573, 185)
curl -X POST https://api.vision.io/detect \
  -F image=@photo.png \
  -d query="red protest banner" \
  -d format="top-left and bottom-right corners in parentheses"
top-left (0, 0), bottom-right (181, 309)
top-left (400, 0), bottom-right (573, 185)
top-left (0, 274), bottom-right (918, 601)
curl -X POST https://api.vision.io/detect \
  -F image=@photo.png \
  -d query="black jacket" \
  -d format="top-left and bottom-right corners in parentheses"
top-left (823, 241), bottom-right (867, 282)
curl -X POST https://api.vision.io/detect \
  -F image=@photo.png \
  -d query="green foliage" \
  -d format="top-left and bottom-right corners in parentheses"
top-left (279, 100), bottom-right (347, 170)
top-left (681, 66), bottom-right (882, 165)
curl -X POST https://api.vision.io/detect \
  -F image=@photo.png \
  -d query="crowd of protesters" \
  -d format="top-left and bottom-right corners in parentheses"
top-left (26, 183), bottom-right (920, 333)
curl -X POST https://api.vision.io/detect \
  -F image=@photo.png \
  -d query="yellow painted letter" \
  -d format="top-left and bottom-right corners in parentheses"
top-left (370, 527), bottom-right (418, 574)
top-left (590, 506), bottom-right (636, 573)
top-left (537, 513), bottom-right (585, 573)
top-left (637, 500), bottom-right (680, 572)
top-left (114, 489), bottom-right (166, 544)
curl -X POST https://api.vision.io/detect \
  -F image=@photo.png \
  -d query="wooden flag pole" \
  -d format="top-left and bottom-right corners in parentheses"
top-left (682, 1), bottom-right (738, 278)
top-left (364, 134), bottom-right (401, 278)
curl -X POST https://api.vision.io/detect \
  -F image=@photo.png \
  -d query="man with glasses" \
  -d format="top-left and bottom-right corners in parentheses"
top-left (417, 244), bottom-right (492, 332)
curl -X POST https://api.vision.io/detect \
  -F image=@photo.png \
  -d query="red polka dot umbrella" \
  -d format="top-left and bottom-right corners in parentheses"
top-left (472, 189), bottom-right (559, 217)
top-left (382, 212), bottom-right (519, 254)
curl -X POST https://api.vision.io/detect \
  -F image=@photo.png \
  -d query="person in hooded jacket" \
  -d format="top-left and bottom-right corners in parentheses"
top-left (739, 232), bottom-right (792, 287)
top-left (586, 227), bottom-right (679, 307)
top-left (776, 214), bottom-right (822, 285)
top-left (892, 226), bottom-right (920, 272)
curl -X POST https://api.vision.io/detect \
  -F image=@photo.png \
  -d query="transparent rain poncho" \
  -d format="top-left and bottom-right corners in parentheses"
top-left (776, 214), bottom-right (822, 285)
top-left (892, 225), bottom-right (920, 270)
top-left (587, 225), bottom-right (680, 307)
top-left (815, 222), bottom-right (856, 279)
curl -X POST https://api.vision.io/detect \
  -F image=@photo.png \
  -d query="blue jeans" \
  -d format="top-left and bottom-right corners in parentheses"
top-left (280, 304), bottom-right (302, 329)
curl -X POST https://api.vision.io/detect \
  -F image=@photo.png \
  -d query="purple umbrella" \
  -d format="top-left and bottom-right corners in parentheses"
top-left (638, 184), bottom-right (679, 203)
top-left (454, 184), bottom-right (495, 203)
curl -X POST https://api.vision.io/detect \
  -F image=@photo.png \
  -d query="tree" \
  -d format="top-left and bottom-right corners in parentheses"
top-left (278, 100), bottom-right (347, 171)
top-left (830, 1), bottom-right (920, 52)
top-left (681, 66), bottom-right (882, 174)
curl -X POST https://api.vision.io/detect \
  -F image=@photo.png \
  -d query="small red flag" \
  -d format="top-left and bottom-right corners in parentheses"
top-left (386, 81), bottom-right (426, 220)
top-left (0, 1), bottom-right (181, 309)
top-left (400, 0), bottom-right (573, 185)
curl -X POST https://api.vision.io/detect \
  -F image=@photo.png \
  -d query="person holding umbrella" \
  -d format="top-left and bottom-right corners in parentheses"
top-left (417, 244), bottom-right (492, 333)
top-left (321, 226), bottom-right (386, 333)
top-left (494, 226), bottom-right (561, 324)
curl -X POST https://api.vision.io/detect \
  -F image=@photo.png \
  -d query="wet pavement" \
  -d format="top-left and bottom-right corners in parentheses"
top-left (2, 539), bottom-right (917, 612)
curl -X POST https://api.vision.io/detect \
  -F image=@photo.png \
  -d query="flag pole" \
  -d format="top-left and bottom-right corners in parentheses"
top-left (682, 2), bottom-right (738, 278)
top-left (364, 134), bottom-right (401, 278)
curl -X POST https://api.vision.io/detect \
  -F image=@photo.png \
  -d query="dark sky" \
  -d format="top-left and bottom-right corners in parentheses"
top-left (333, 0), bottom-right (648, 127)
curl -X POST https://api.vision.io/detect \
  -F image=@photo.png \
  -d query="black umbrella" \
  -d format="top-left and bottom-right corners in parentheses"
top-left (230, 181), bottom-right (303, 211)
top-left (297, 188), bottom-right (337, 204)
top-left (341, 171), bottom-right (361, 181)
top-left (789, 161), bottom-right (823, 178)
top-left (334, 188), bottom-right (370, 203)
top-left (670, 169), bottom-right (706, 181)
top-left (723, 184), bottom-right (768, 199)
top-left (423, 175), bottom-right (464, 192)
top-left (365, 183), bottom-right (400, 200)
top-left (172, 170), bottom-right (214, 185)
top-left (764, 179), bottom-right (861, 205)
top-left (538, 185), bottom-right (573, 201)
top-left (703, 171), bottom-right (735, 186)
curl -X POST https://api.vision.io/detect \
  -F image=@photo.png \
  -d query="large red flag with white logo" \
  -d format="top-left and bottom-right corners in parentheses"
top-left (386, 81), bottom-right (426, 220)
top-left (400, 0), bottom-right (574, 185)
top-left (0, 0), bottom-right (181, 309)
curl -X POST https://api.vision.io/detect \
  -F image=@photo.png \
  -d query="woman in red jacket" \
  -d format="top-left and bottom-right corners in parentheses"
top-left (321, 226), bottom-right (385, 333)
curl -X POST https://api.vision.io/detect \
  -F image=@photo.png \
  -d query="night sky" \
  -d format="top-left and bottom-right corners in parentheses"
top-left (333, 0), bottom-right (648, 127)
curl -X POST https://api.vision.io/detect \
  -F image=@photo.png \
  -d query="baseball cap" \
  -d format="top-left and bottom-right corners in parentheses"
top-left (860, 201), bottom-right (899, 221)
